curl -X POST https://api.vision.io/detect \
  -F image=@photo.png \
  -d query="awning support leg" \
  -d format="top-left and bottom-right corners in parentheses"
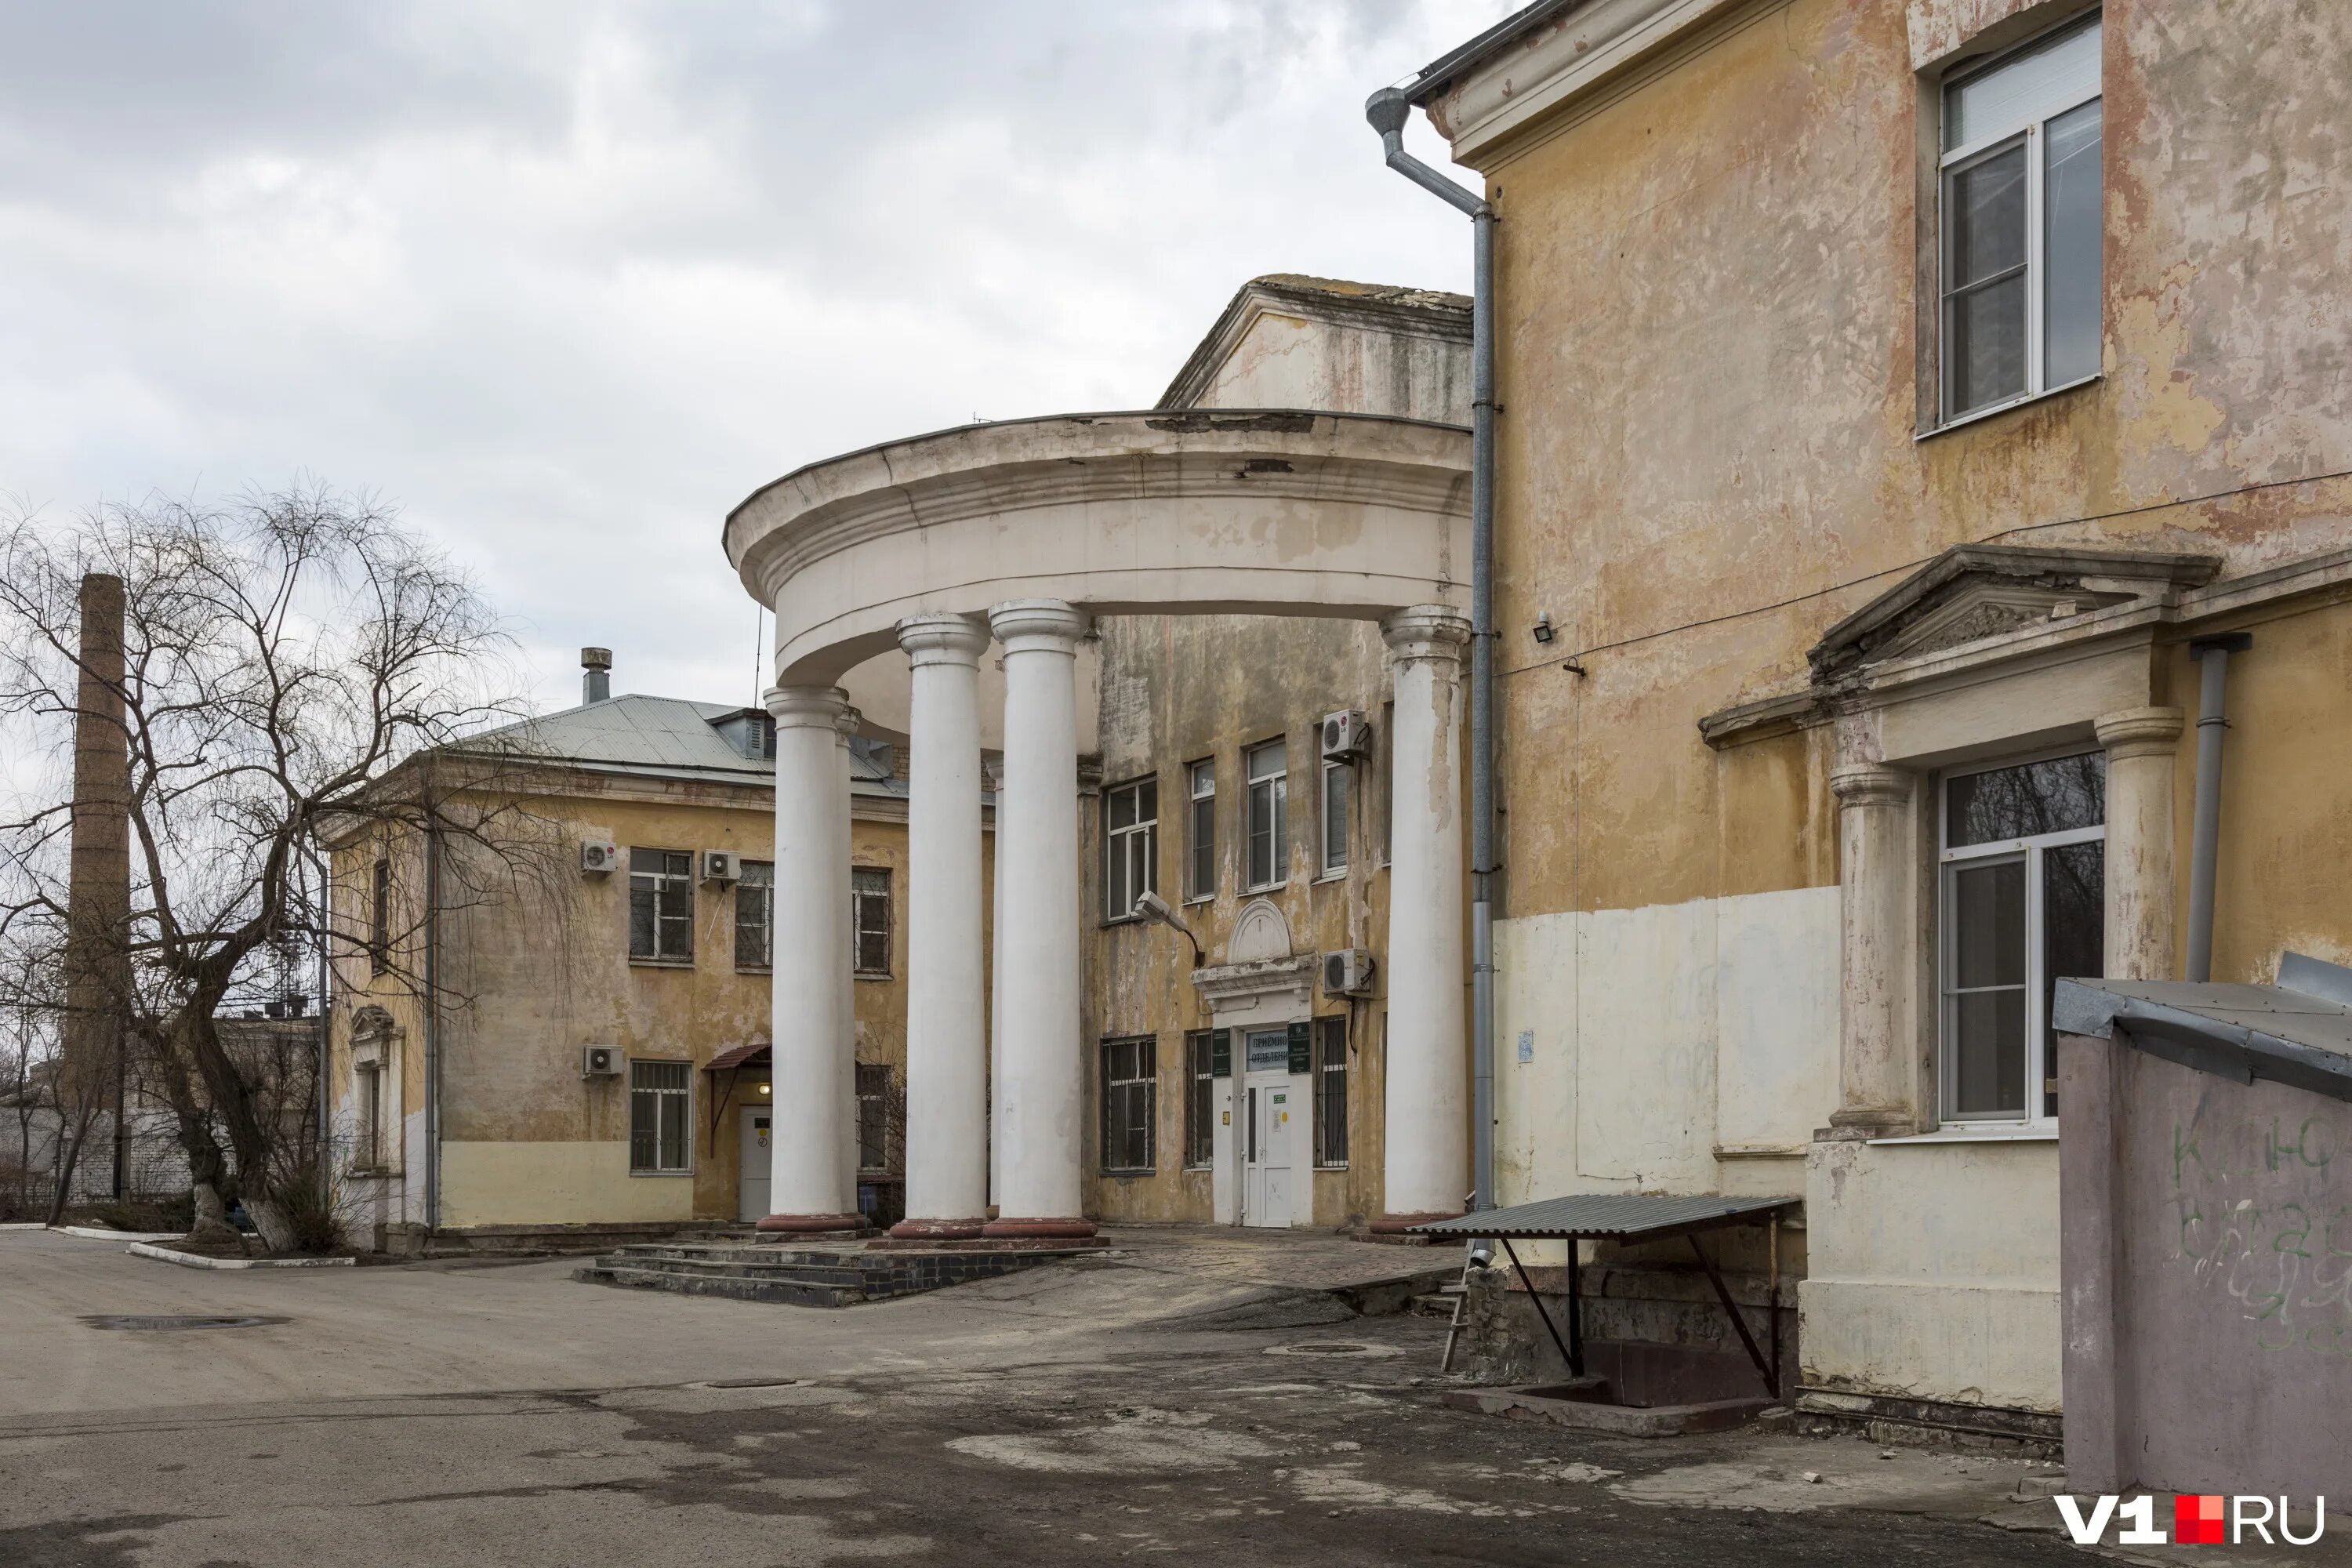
top-left (1688, 1232), bottom-right (1775, 1397)
top-left (1500, 1236), bottom-right (1580, 1378)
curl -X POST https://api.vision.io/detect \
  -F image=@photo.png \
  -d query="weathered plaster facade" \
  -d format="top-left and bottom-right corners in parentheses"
top-left (1411, 0), bottom-right (2352, 1430)
top-left (1078, 277), bottom-right (1473, 1229)
top-left (325, 696), bottom-right (953, 1243)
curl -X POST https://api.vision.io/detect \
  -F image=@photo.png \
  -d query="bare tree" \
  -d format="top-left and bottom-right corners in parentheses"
top-left (0, 485), bottom-right (559, 1250)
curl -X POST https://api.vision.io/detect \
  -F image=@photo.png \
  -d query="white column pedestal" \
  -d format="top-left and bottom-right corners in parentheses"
top-left (891, 615), bottom-right (993, 1239)
top-left (1371, 606), bottom-right (1472, 1234)
top-left (759, 684), bottom-right (863, 1234)
top-left (982, 599), bottom-right (1096, 1240)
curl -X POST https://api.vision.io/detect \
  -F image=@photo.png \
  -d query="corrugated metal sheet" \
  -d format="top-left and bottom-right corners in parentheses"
top-left (1410, 1192), bottom-right (1796, 1240)
top-left (2053, 964), bottom-right (2352, 1104)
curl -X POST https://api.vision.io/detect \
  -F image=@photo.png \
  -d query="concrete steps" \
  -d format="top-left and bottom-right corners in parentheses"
top-left (572, 1240), bottom-right (1091, 1308)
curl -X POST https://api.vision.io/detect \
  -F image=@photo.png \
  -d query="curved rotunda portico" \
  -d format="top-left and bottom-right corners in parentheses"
top-left (722, 408), bottom-right (1473, 1240)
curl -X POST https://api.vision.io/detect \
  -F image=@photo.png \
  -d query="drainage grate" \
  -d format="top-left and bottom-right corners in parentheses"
top-left (82, 1315), bottom-right (289, 1331)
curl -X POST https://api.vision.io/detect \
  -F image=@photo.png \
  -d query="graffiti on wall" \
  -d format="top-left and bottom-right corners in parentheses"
top-left (2169, 1106), bottom-right (2351, 1357)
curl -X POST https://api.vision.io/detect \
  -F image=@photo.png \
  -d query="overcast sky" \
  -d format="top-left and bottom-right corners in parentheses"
top-left (0, 2), bottom-right (1512, 713)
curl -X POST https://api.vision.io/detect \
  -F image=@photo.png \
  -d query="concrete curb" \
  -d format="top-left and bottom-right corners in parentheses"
top-left (125, 1242), bottom-right (356, 1270)
top-left (53, 1225), bottom-right (186, 1242)
top-left (0, 1221), bottom-right (48, 1230)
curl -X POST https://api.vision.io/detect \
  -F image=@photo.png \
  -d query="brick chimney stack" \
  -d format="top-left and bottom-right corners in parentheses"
top-left (64, 572), bottom-right (132, 1195)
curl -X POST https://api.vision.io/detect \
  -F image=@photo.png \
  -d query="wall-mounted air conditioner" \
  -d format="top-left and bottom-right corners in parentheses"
top-left (1321, 948), bottom-right (1375, 998)
top-left (701, 850), bottom-right (742, 884)
top-left (581, 840), bottom-right (621, 874)
top-left (1320, 710), bottom-right (1372, 763)
top-left (583, 1045), bottom-right (623, 1077)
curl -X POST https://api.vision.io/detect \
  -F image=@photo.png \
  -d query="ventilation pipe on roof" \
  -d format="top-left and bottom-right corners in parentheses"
top-left (582, 646), bottom-right (612, 704)
top-left (2184, 632), bottom-right (2251, 983)
top-left (1366, 86), bottom-right (1497, 1218)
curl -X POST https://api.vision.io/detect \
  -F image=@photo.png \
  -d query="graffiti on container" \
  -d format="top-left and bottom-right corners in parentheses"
top-left (2169, 1108), bottom-right (2351, 1357)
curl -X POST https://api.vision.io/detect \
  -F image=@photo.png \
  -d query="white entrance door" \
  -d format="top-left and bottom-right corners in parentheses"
top-left (739, 1105), bottom-right (771, 1223)
top-left (1242, 1029), bottom-right (1293, 1229)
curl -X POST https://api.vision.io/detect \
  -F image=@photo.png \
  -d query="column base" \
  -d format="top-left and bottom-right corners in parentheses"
top-left (982, 1216), bottom-right (1098, 1240)
top-left (1359, 1210), bottom-right (1460, 1244)
top-left (1824, 1108), bottom-right (1916, 1138)
top-left (754, 1212), bottom-right (870, 1237)
top-left (884, 1218), bottom-right (987, 1241)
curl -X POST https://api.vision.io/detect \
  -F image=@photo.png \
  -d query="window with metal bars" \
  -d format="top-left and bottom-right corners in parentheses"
top-left (1185, 1029), bottom-right (1215, 1168)
top-left (855, 1062), bottom-right (893, 1173)
top-left (628, 1059), bottom-right (691, 1173)
top-left (1314, 1016), bottom-right (1348, 1167)
top-left (735, 860), bottom-right (773, 970)
top-left (1100, 1036), bottom-right (1156, 1174)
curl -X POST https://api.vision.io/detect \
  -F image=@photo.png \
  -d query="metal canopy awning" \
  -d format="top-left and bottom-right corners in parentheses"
top-left (1413, 1194), bottom-right (1800, 1399)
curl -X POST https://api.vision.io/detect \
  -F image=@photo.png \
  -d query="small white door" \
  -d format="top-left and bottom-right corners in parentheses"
top-left (1242, 1029), bottom-right (1292, 1229)
top-left (739, 1105), bottom-right (771, 1223)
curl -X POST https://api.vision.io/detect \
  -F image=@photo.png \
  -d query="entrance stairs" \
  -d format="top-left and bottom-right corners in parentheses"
top-left (573, 1240), bottom-right (1088, 1308)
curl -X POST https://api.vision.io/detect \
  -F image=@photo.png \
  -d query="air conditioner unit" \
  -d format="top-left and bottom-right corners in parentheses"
top-left (581, 839), bottom-right (620, 875)
top-left (1321, 948), bottom-right (1375, 998)
top-left (582, 1045), bottom-right (622, 1078)
top-left (1320, 709), bottom-right (1372, 763)
top-left (701, 850), bottom-right (742, 884)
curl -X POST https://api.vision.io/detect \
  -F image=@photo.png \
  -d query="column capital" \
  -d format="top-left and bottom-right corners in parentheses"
top-left (833, 703), bottom-right (864, 746)
top-left (987, 598), bottom-right (1087, 652)
top-left (1829, 761), bottom-right (1910, 808)
top-left (1381, 604), bottom-right (1472, 662)
top-left (765, 683), bottom-right (852, 730)
top-left (895, 612), bottom-right (991, 667)
top-left (2094, 705), bottom-right (2185, 759)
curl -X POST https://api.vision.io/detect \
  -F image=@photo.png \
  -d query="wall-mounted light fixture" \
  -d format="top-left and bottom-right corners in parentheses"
top-left (1531, 614), bottom-right (1555, 645)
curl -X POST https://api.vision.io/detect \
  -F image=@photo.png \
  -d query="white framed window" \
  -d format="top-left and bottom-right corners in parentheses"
top-left (1185, 758), bottom-right (1216, 902)
top-left (628, 848), bottom-right (694, 963)
top-left (852, 867), bottom-right (891, 977)
top-left (629, 1059), bottom-right (692, 1173)
top-left (735, 860), bottom-right (773, 971)
top-left (1938, 12), bottom-right (2102, 423)
top-left (1319, 759), bottom-right (1351, 877)
top-left (1100, 1035), bottom-right (1156, 1174)
top-left (1939, 750), bottom-right (2105, 1127)
top-left (1245, 738), bottom-right (1288, 891)
top-left (354, 1062), bottom-right (383, 1170)
top-left (1103, 776), bottom-right (1158, 920)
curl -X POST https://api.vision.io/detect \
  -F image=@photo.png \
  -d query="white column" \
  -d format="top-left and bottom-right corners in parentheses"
top-left (760, 684), bottom-right (862, 1233)
top-left (986, 755), bottom-right (1005, 1212)
top-left (891, 614), bottom-right (993, 1238)
top-left (982, 599), bottom-right (1095, 1239)
top-left (1373, 606), bottom-right (1472, 1232)
top-left (2096, 706), bottom-right (2184, 982)
top-left (834, 701), bottom-right (862, 1208)
top-left (1828, 760), bottom-right (1916, 1134)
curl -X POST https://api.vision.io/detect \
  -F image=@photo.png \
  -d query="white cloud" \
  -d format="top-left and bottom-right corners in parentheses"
top-left (0, 0), bottom-right (1513, 713)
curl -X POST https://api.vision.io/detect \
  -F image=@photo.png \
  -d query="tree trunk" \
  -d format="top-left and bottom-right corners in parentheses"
top-left (189, 1175), bottom-right (230, 1240)
top-left (244, 1192), bottom-right (296, 1253)
top-left (143, 1025), bottom-right (238, 1243)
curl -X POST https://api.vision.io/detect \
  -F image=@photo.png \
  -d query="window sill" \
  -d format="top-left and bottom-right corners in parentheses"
top-left (630, 957), bottom-right (695, 970)
top-left (628, 1167), bottom-right (695, 1177)
top-left (735, 966), bottom-right (772, 976)
top-left (1312, 869), bottom-right (1348, 885)
top-left (1183, 894), bottom-right (1215, 908)
top-left (854, 971), bottom-right (893, 982)
top-left (1868, 1125), bottom-right (2057, 1146)
top-left (1314, 1163), bottom-right (1349, 1172)
top-left (1099, 1167), bottom-right (1157, 1179)
top-left (1101, 913), bottom-right (1143, 929)
top-left (1182, 1162), bottom-right (1213, 1172)
top-left (1915, 372), bottom-right (2100, 441)
top-left (1244, 882), bottom-right (1288, 897)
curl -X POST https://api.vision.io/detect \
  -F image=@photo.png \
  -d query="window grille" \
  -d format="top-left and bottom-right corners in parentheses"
top-left (735, 860), bottom-right (774, 970)
top-left (1100, 1036), bottom-right (1156, 1174)
top-left (629, 1059), bottom-right (691, 1172)
top-left (852, 867), bottom-right (892, 976)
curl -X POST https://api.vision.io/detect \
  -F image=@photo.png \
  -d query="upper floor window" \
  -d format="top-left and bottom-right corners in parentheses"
top-left (629, 848), bottom-right (693, 963)
top-left (1185, 758), bottom-right (1216, 902)
top-left (1940, 13), bottom-right (2102, 423)
top-left (1104, 776), bottom-right (1158, 920)
top-left (1940, 751), bottom-right (2104, 1127)
top-left (735, 860), bottom-right (774, 971)
top-left (1319, 759), bottom-right (1351, 877)
top-left (1245, 739), bottom-right (1288, 891)
top-left (368, 858), bottom-right (390, 978)
top-left (852, 867), bottom-right (892, 977)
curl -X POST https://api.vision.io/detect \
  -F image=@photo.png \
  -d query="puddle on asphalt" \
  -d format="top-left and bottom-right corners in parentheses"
top-left (82, 1315), bottom-right (290, 1331)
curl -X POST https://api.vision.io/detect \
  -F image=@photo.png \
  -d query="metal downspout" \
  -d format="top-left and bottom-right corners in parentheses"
top-left (424, 818), bottom-right (442, 1232)
top-left (1366, 87), bottom-right (1498, 1216)
top-left (2184, 633), bottom-right (2250, 983)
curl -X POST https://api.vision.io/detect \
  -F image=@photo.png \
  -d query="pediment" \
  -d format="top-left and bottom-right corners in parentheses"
top-left (1809, 546), bottom-right (2220, 679)
top-left (1226, 898), bottom-right (1294, 964)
